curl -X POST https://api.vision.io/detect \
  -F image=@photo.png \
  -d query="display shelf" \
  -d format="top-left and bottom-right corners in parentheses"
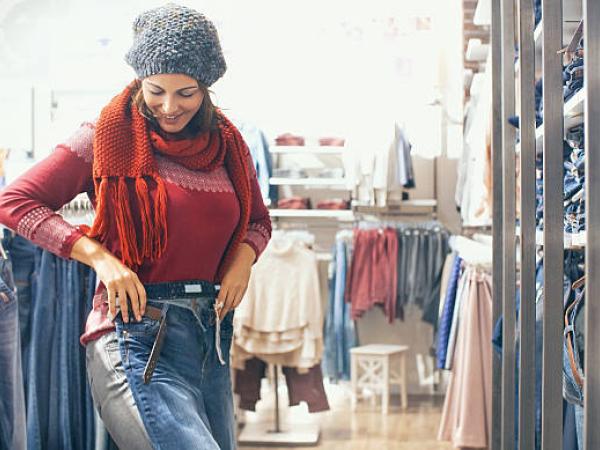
top-left (268, 208), bottom-right (354, 220)
top-left (517, 226), bottom-right (585, 249)
top-left (270, 146), bottom-right (345, 155)
top-left (515, 89), bottom-right (584, 154)
top-left (269, 177), bottom-right (348, 187)
top-left (515, 19), bottom-right (581, 73)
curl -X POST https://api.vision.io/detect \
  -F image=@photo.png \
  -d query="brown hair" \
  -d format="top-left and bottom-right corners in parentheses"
top-left (132, 81), bottom-right (219, 135)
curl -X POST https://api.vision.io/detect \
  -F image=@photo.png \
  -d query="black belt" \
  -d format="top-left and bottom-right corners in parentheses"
top-left (143, 280), bottom-right (220, 300)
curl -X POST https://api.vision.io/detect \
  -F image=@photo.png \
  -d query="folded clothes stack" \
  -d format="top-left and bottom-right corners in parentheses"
top-left (277, 197), bottom-right (312, 209)
top-left (564, 125), bottom-right (585, 234)
top-left (315, 199), bottom-right (350, 210)
top-left (318, 137), bottom-right (345, 146)
top-left (275, 133), bottom-right (305, 146)
top-left (563, 38), bottom-right (584, 103)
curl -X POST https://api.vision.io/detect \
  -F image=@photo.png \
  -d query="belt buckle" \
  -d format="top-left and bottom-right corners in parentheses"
top-left (184, 283), bottom-right (203, 294)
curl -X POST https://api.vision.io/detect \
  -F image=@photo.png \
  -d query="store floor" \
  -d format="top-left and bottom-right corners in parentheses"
top-left (238, 382), bottom-right (452, 449)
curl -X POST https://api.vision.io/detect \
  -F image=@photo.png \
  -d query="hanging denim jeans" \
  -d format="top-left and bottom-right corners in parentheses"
top-left (0, 255), bottom-right (26, 450)
top-left (3, 233), bottom-right (37, 380)
top-left (114, 280), bottom-right (235, 450)
top-left (26, 250), bottom-right (58, 449)
top-left (324, 240), bottom-right (356, 381)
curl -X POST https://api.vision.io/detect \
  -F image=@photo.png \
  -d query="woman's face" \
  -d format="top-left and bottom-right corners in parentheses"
top-left (141, 73), bottom-right (204, 134)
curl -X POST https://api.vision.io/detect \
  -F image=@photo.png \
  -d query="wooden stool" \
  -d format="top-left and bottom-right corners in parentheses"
top-left (350, 344), bottom-right (409, 414)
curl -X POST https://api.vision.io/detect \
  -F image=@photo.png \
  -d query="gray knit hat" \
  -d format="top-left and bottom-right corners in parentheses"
top-left (125, 3), bottom-right (226, 87)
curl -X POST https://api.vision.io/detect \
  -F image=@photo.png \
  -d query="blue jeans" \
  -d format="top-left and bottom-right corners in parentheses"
top-left (26, 251), bottom-right (97, 450)
top-left (323, 240), bottom-right (357, 381)
top-left (114, 289), bottom-right (236, 450)
top-left (0, 256), bottom-right (27, 450)
top-left (3, 233), bottom-right (37, 380)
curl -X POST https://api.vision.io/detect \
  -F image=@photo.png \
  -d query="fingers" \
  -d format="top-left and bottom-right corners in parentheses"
top-left (135, 277), bottom-right (147, 317)
top-left (124, 273), bottom-right (141, 322)
top-left (218, 285), bottom-right (245, 320)
top-left (108, 285), bottom-right (117, 321)
top-left (232, 286), bottom-right (247, 309)
top-left (103, 265), bottom-right (147, 323)
top-left (118, 286), bottom-right (129, 323)
top-left (216, 286), bottom-right (228, 320)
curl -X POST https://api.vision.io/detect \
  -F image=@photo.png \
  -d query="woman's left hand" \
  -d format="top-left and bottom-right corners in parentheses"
top-left (216, 243), bottom-right (256, 320)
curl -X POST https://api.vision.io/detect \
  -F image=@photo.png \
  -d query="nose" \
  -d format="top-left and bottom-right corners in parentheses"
top-left (161, 96), bottom-right (179, 115)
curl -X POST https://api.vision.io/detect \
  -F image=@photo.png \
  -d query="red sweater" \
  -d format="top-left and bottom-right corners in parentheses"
top-left (0, 121), bottom-right (272, 345)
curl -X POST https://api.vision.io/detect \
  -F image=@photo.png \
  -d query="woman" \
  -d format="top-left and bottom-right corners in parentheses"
top-left (0, 4), bottom-right (271, 449)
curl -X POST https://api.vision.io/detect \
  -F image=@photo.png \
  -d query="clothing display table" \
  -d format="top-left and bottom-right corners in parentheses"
top-left (350, 344), bottom-right (409, 414)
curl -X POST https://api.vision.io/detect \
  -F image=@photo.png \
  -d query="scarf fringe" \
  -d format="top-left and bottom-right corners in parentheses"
top-left (88, 177), bottom-right (109, 239)
top-left (153, 177), bottom-right (168, 258)
top-left (114, 178), bottom-right (140, 266)
top-left (135, 177), bottom-right (154, 258)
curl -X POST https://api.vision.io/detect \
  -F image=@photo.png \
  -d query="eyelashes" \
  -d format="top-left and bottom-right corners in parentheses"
top-left (149, 90), bottom-right (195, 98)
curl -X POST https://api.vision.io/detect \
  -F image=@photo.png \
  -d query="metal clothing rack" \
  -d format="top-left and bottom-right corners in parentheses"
top-left (491, 0), bottom-right (599, 449)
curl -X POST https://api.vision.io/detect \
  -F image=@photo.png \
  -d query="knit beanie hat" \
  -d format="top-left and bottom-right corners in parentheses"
top-left (125, 3), bottom-right (227, 87)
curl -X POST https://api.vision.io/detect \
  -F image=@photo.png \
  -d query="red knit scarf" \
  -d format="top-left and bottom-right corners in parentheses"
top-left (87, 80), bottom-right (251, 281)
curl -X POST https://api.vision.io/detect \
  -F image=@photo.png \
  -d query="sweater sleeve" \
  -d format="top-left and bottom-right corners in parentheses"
top-left (242, 152), bottom-right (272, 260)
top-left (0, 122), bottom-right (96, 259)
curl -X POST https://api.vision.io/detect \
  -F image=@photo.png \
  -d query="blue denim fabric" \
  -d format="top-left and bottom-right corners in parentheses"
top-left (563, 135), bottom-right (586, 233)
top-left (3, 233), bottom-right (37, 381)
top-left (563, 39), bottom-right (584, 102)
top-left (574, 405), bottom-right (584, 450)
top-left (564, 401), bottom-right (579, 450)
top-left (566, 125), bottom-right (584, 151)
top-left (323, 240), bottom-right (357, 381)
top-left (0, 256), bottom-right (27, 450)
top-left (26, 250), bottom-right (57, 450)
top-left (495, 256), bottom-right (582, 450)
top-left (115, 290), bottom-right (236, 450)
top-left (25, 251), bottom-right (97, 450)
top-left (436, 255), bottom-right (462, 369)
top-left (237, 122), bottom-right (277, 205)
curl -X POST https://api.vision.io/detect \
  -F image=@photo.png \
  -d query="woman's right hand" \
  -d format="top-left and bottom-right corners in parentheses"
top-left (70, 235), bottom-right (146, 323)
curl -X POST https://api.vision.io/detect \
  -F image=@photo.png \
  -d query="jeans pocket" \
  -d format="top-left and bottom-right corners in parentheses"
top-left (0, 275), bottom-right (17, 313)
top-left (120, 316), bottom-right (161, 339)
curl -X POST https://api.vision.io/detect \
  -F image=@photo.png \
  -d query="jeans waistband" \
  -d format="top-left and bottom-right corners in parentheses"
top-left (143, 280), bottom-right (220, 300)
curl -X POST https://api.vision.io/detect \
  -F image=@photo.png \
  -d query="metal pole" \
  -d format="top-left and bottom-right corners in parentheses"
top-left (584, 1), bottom-right (600, 448)
top-left (517, 0), bottom-right (537, 449)
top-left (541, 0), bottom-right (564, 449)
top-left (491, 1), bottom-right (504, 448)
top-left (501, 0), bottom-right (517, 448)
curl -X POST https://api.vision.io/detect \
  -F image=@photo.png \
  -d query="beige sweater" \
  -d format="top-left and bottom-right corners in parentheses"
top-left (232, 236), bottom-right (323, 370)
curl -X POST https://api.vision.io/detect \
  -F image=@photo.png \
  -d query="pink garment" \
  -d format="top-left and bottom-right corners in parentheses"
top-left (438, 268), bottom-right (492, 449)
